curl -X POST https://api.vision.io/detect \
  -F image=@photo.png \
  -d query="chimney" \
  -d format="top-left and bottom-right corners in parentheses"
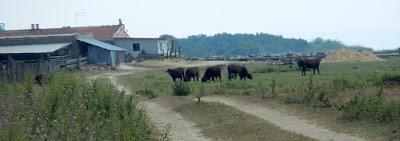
top-left (35, 24), bottom-right (39, 29)
top-left (31, 24), bottom-right (35, 30)
top-left (118, 19), bottom-right (123, 25)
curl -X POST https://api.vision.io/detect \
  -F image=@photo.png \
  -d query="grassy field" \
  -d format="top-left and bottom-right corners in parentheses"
top-left (118, 58), bottom-right (400, 140)
top-left (0, 71), bottom-right (158, 141)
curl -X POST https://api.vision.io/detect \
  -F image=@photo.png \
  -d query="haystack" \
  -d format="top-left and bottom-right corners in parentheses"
top-left (322, 49), bottom-right (384, 63)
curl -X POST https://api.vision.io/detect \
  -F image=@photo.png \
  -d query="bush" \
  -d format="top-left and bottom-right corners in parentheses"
top-left (340, 96), bottom-right (400, 124)
top-left (284, 77), bottom-right (331, 108)
top-left (172, 82), bottom-right (192, 96)
top-left (0, 71), bottom-right (154, 140)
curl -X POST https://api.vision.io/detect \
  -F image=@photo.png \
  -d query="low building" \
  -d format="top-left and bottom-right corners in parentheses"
top-left (0, 34), bottom-right (82, 80)
top-left (0, 21), bottom-right (129, 81)
top-left (113, 38), bottom-right (173, 59)
top-left (0, 20), bottom-right (128, 66)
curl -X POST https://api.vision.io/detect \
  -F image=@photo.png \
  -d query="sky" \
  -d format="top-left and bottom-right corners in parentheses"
top-left (0, 0), bottom-right (399, 50)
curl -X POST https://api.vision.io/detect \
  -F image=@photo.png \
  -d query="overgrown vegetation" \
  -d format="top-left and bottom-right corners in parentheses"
top-left (339, 95), bottom-right (400, 126)
top-left (0, 71), bottom-right (155, 140)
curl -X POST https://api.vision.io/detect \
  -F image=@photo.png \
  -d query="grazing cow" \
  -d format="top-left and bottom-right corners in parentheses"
top-left (239, 66), bottom-right (252, 80)
top-left (228, 64), bottom-right (241, 80)
top-left (166, 68), bottom-right (185, 82)
top-left (201, 66), bottom-right (222, 82)
top-left (35, 73), bottom-right (52, 86)
top-left (184, 67), bottom-right (200, 82)
top-left (228, 64), bottom-right (252, 80)
top-left (297, 59), bottom-right (321, 76)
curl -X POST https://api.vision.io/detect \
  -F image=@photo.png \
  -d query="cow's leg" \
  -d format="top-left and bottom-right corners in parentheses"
top-left (313, 68), bottom-right (316, 75)
top-left (234, 73), bottom-right (237, 80)
top-left (317, 67), bottom-right (320, 75)
top-left (302, 67), bottom-right (306, 76)
top-left (228, 72), bottom-right (232, 80)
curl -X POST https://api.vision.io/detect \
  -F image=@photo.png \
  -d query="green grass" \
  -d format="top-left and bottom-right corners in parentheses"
top-left (118, 60), bottom-right (400, 99)
top-left (117, 59), bottom-right (400, 140)
top-left (0, 71), bottom-right (157, 141)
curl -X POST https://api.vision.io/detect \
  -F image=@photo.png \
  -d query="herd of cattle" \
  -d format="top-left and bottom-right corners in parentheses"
top-left (166, 58), bottom-right (321, 82)
top-left (33, 58), bottom-right (321, 85)
top-left (166, 64), bottom-right (253, 83)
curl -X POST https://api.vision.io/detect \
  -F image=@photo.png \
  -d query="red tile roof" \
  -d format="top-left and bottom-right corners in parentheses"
top-left (0, 25), bottom-right (123, 41)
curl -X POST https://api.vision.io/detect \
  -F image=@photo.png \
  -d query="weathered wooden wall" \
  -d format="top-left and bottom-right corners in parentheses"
top-left (0, 56), bottom-right (87, 82)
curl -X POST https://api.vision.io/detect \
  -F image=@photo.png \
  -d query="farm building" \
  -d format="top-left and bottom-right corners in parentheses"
top-left (113, 38), bottom-right (174, 59)
top-left (0, 21), bottom-right (129, 80)
top-left (0, 34), bottom-right (83, 80)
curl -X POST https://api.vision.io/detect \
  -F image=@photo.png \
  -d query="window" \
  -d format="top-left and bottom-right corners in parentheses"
top-left (132, 43), bottom-right (140, 51)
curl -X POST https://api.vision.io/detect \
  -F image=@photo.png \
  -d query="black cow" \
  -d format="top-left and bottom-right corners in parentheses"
top-left (239, 66), bottom-right (252, 80)
top-left (201, 66), bottom-right (221, 82)
top-left (35, 73), bottom-right (52, 86)
top-left (297, 59), bottom-right (321, 76)
top-left (184, 67), bottom-right (200, 82)
top-left (228, 64), bottom-right (252, 80)
top-left (167, 68), bottom-right (185, 82)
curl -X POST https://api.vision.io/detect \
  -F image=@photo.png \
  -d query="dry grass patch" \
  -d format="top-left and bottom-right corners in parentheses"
top-left (157, 97), bottom-right (314, 141)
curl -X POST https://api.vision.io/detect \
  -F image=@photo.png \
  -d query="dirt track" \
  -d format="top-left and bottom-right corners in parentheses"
top-left (202, 96), bottom-right (365, 141)
top-left (140, 101), bottom-right (212, 141)
top-left (90, 62), bottom-right (228, 141)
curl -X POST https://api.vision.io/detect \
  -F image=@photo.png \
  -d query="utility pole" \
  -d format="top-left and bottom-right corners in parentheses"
top-left (178, 45), bottom-right (181, 58)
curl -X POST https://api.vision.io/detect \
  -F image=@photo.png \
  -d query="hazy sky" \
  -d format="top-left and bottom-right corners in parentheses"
top-left (1, 0), bottom-right (399, 50)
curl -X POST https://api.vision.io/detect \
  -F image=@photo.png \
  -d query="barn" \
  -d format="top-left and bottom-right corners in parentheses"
top-left (0, 21), bottom-right (129, 81)
top-left (0, 34), bottom-right (82, 81)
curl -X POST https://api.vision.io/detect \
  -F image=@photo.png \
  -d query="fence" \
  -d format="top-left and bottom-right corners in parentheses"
top-left (0, 56), bottom-right (88, 81)
top-left (136, 54), bottom-right (164, 62)
top-left (374, 50), bottom-right (400, 58)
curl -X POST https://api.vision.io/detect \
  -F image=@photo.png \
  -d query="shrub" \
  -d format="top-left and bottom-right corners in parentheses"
top-left (284, 77), bottom-right (331, 108)
top-left (172, 82), bottom-right (192, 96)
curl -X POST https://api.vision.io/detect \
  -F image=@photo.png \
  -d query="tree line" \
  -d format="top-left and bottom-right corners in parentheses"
top-left (160, 33), bottom-right (372, 57)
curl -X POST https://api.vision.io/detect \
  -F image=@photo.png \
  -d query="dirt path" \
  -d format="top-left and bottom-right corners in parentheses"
top-left (202, 96), bottom-right (365, 141)
top-left (140, 101), bottom-right (212, 141)
top-left (89, 64), bottom-right (215, 141)
top-left (87, 64), bottom-right (147, 94)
